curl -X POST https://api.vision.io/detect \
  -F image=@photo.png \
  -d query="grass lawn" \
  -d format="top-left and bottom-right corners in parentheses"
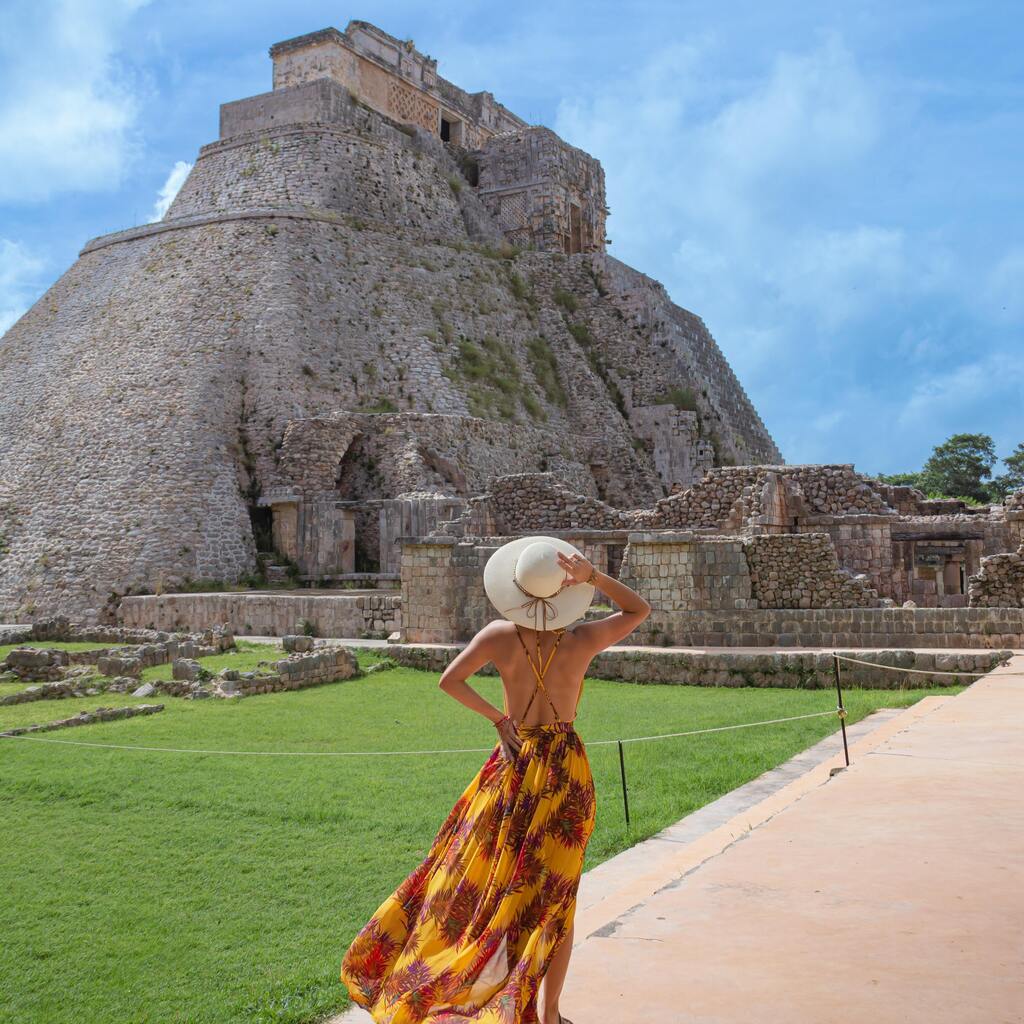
top-left (0, 656), bottom-right (962, 1024)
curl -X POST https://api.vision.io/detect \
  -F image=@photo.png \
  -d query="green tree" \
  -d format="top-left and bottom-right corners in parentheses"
top-left (875, 471), bottom-right (925, 489)
top-left (919, 433), bottom-right (997, 502)
top-left (988, 442), bottom-right (1024, 500)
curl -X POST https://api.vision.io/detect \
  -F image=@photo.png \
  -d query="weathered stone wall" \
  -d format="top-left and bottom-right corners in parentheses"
top-left (168, 120), bottom-right (475, 239)
top-left (118, 592), bottom-right (400, 638)
top-left (216, 646), bottom-right (359, 697)
top-left (275, 415), bottom-right (596, 500)
top-left (29, 617), bottom-right (236, 648)
top-left (441, 473), bottom-right (637, 537)
top-left (968, 543), bottom-right (1024, 607)
top-left (647, 465), bottom-right (896, 531)
top-left (629, 406), bottom-right (715, 493)
top-left (627, 607), bottom-right (1024, 649)
top-left (382, 642), bottom-right (1009, 689)
top-left (745, 533), bottom-right (881, 609)
top-left (621, 533), bottom-right (755, 615)
top-left (400, 538), bottom-right (491, 643)
top-left (803, 518), bottom-right (894, 597)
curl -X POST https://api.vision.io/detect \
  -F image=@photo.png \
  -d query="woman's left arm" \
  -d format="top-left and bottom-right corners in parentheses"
top-left (437, 621), bottom-right (505, 725)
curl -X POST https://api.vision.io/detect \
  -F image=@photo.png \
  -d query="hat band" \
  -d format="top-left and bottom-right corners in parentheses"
top-left (502, 568), bottom-right (567, 630)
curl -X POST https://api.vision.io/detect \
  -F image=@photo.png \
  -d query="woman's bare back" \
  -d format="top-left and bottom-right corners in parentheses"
top-left (489, 621), bottom-right (594, 726)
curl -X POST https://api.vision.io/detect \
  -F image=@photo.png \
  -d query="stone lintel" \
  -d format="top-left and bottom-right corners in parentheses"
top-left (628, 531), bottom-right (744, 544)
top-left (802, 514), bottom-right (896, 525)
top-left (400, 535), bottom-right (458, 547)
top-left (257, 493), bottom-right (299, 507)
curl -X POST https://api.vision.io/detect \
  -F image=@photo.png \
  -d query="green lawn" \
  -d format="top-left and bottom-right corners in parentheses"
top-left (0, 659), bottom-right (961, 1024)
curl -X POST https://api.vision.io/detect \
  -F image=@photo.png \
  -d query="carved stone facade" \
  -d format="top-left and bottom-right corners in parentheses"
top-left (269, 23), bottom-right (526, 149)
top-left (476, 128), bottom-right (607, 254)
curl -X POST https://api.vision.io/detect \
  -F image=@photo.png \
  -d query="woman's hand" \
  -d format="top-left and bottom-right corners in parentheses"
top-left (557, 550), bottom-right (596, 586)
top-left (495, 716), bottom-right (523, 761)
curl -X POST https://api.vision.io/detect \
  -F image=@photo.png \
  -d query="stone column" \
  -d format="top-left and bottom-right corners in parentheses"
top-left (400, 538), bottom-right (457, 643)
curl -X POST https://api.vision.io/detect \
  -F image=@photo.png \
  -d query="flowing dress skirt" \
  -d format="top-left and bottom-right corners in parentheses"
top-left (340, 721), bottom-right (597, 1023)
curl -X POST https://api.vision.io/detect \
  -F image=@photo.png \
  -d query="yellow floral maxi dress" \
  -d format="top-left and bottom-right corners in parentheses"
top-left (340, 635), bottom-right (597, 1023)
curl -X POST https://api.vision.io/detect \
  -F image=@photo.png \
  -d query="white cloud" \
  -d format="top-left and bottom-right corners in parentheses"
top-left (894, 353), bottom-right (1024, 432)
top-left (0, 0), bottom-right (149, 203)
top-left (552, 30), bottom-right (1024, 472)
top-left (0, 238), bottom-right (46, 336)
top-left (149, 160), bottom-right (193, 221)
top-left (554, 33), bottom-right (903, 332)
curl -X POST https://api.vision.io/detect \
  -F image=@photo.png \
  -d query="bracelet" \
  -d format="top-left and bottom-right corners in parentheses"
top-left (584, 566), bottom-right (599, 585)
top-left (494, 714), bottom-right (510, 729)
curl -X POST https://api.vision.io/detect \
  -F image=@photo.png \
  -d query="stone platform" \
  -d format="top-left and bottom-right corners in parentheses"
top-left (382, 641), bottom-right (1011, 688)
top-left (117, 591), bottom-right (400, 638)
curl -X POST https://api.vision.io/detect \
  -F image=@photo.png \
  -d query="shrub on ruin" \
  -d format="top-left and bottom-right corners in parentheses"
top-left (656, 386), bottom-right (698, 412)
top-left (526, 337), bottom-right (567, 409)
top-left (567, 321), bottom-right (591, 346)
top-left (553, 288), bottom-right (579, 312)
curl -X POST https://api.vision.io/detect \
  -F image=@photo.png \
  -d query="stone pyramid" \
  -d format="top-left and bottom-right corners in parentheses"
top-left (0, 22), bottom-right (780, 621)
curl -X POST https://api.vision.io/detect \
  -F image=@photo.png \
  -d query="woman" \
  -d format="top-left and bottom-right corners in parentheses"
top-left (341, 536), bottom-right (652, 1023)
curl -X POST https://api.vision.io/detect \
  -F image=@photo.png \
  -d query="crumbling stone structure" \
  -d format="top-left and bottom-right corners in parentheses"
top-left (431, 467), bottom-right (1023, 611)
top-left (968, 543), bottom-right (1024, 608)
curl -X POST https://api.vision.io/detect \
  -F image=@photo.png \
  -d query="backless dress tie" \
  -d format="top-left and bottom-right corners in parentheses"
top-left (340, 625), bottom-right (597, 1023)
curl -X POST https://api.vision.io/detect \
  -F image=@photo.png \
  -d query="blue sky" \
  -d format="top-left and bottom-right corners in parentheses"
top-left (1, 0), bottom-right (1021, 476)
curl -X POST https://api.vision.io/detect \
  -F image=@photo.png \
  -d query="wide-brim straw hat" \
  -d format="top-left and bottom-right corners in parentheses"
top-left (483, 535), bottom-right (595, 631)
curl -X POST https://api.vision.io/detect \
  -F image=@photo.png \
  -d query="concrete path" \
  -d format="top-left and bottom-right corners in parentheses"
top-left (329, 657), bottom-right (1023, 1023)
top-left (560, 655), bottom-right (1024, 1024)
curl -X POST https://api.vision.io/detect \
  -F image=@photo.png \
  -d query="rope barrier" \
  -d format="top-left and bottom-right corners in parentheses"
top-left (0, 709), bottom-right (842, 757)
top-left (593, 709), bottom-right (838, 745)
top-left (832, 654), bottom-right (1000, 677)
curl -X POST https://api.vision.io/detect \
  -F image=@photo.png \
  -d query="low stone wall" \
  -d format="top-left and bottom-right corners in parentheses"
top-left (1, 703), bottom-right (165, 736)
top-left (4, 621), bottom-right (235, 682)
top-left (215, 646), bottom-right (359, 697)
top-left (381, 643), bottom-right (1009, 689)
top-left (118, 592), bottom-right (400, 638)
top-left (0, 675), bottom-right (109, 705)
top-left (636, 607), bottom-right (1024, 649)
top-left (0, 625), bottom-right (30, 645)
top-left (28, 616), bottom-right (234, 647)
top-left (968, 544), bottom-right (1024, 607)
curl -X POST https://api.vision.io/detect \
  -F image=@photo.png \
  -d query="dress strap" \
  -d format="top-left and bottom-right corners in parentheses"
top-left (514, 625), bottom-right (566, 722)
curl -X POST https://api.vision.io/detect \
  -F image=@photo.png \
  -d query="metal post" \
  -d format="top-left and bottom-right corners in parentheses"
top-left (617, 739), bottom-right (631, 827)
top-left (832, 654), bottom-right (850, 766)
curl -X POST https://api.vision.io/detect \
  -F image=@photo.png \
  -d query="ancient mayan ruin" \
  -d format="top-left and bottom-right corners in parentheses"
top-left (1, 20), bottom-right (1022, 644)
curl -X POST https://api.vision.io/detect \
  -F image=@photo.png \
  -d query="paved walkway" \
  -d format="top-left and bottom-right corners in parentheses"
top-left (331, 656), bottom-right (1023, 1024)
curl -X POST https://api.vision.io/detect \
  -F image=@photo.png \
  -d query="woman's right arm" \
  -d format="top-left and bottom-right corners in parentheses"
top-left (558, 553), bottom-right (652, 654)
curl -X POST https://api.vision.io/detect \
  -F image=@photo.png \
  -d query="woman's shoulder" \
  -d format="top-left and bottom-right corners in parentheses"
top-left (474, 619), bottom-right (516, 642)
